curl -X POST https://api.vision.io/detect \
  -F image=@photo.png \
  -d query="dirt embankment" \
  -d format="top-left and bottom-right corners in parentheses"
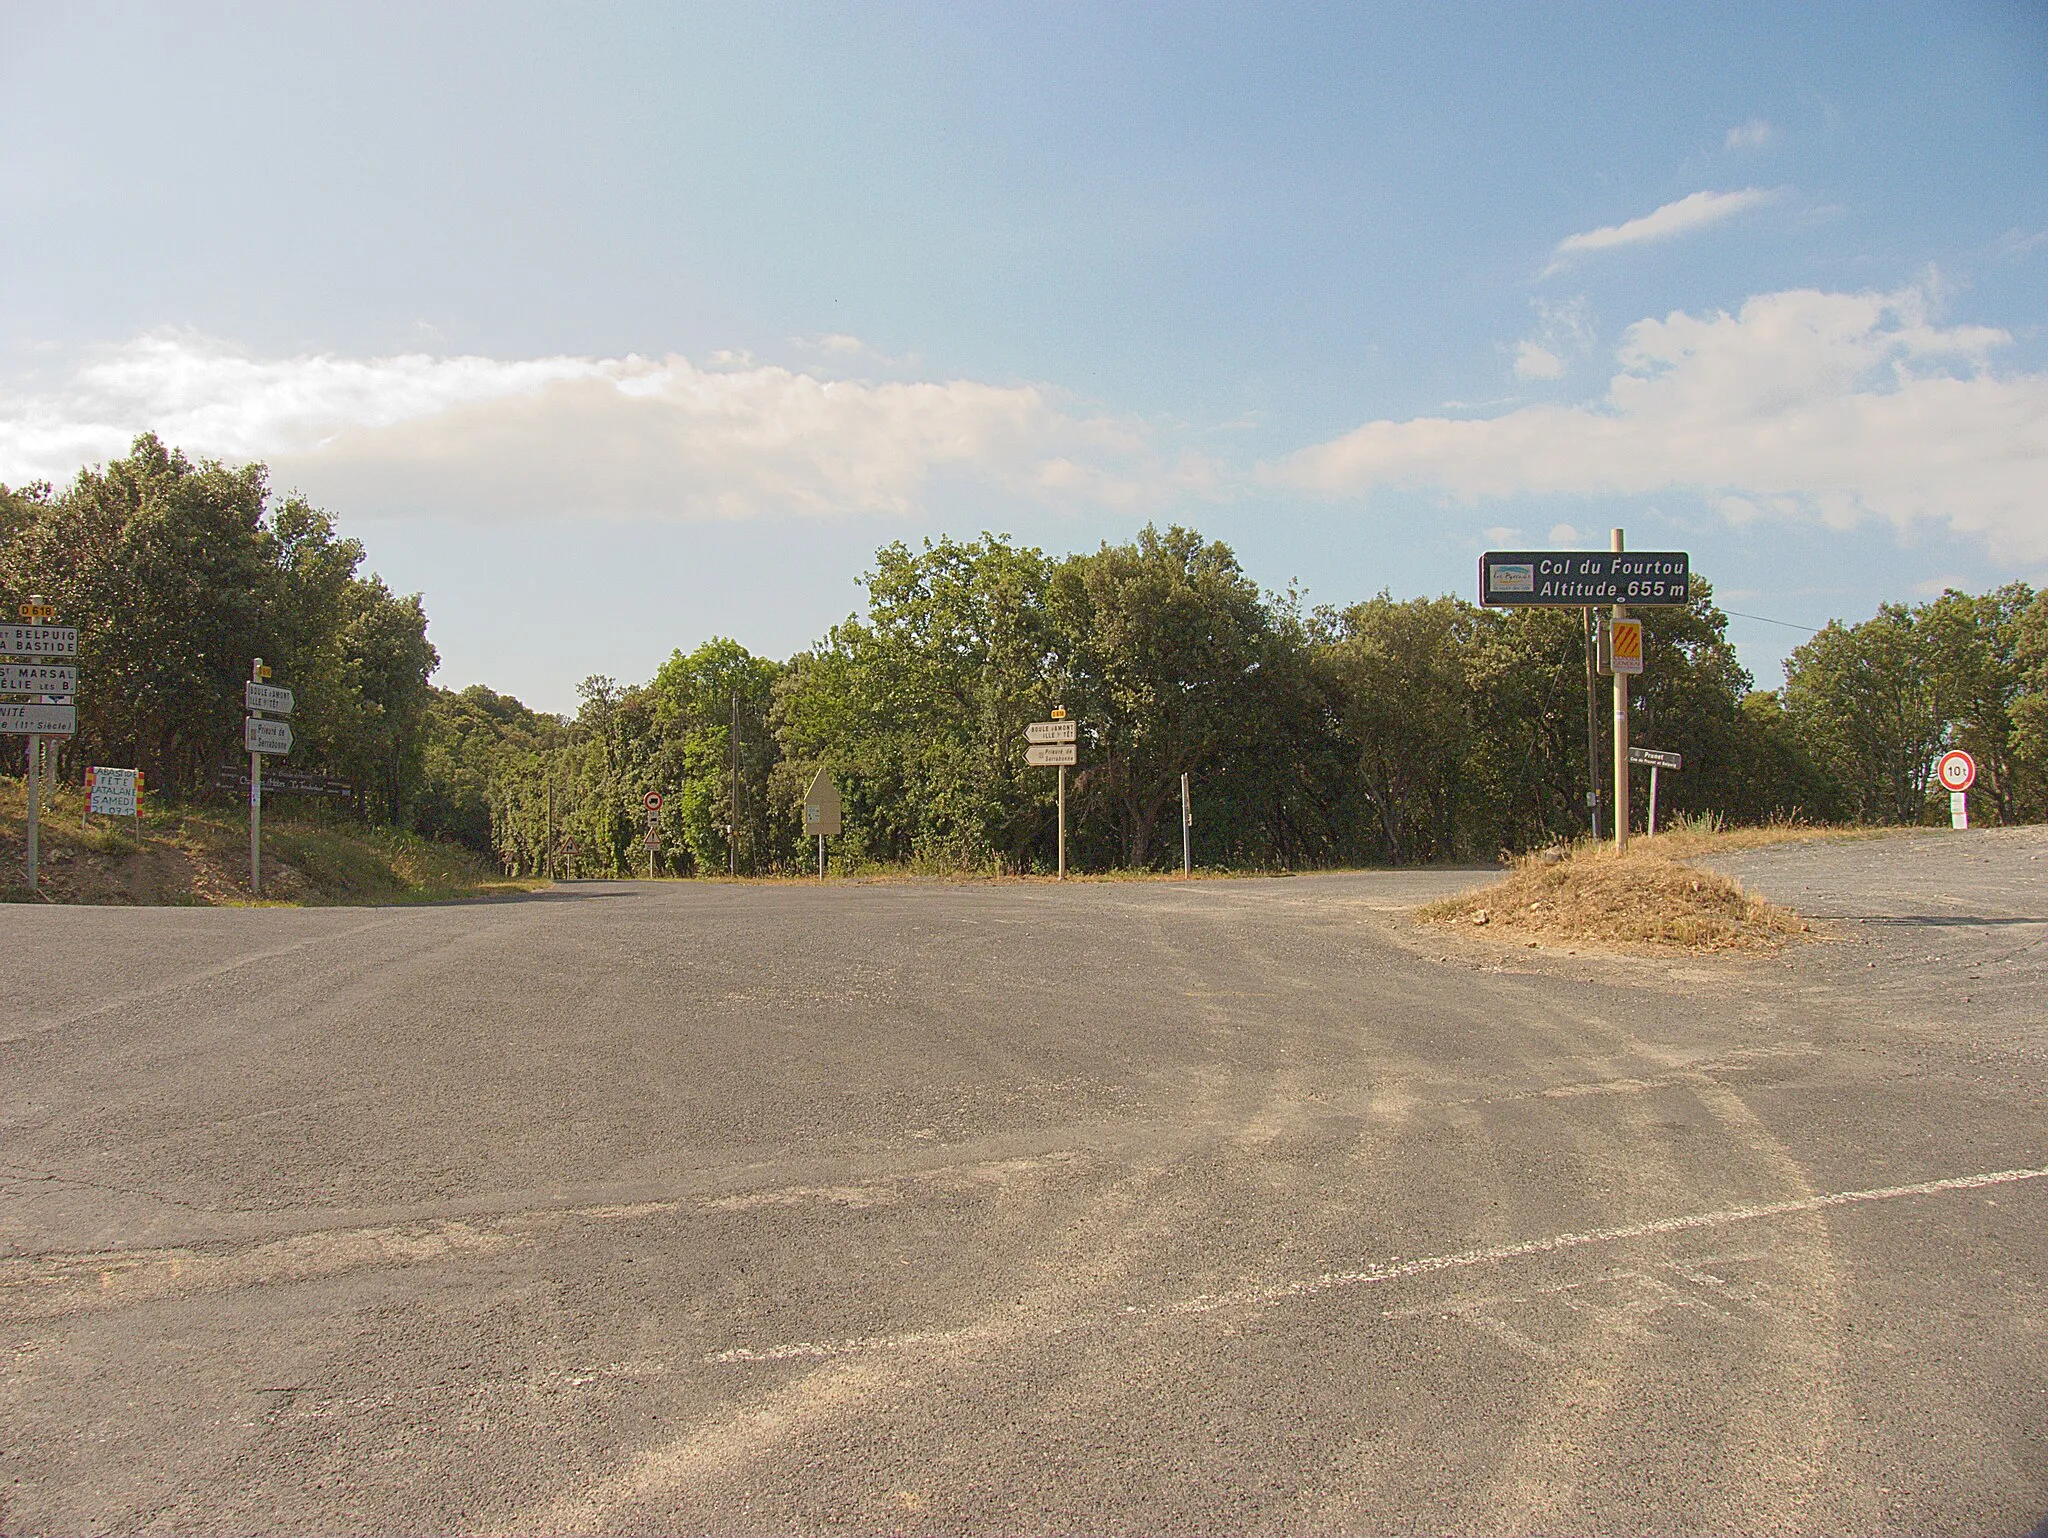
top-left (0, 781), bottom-right (537, 906)
top-left (1417, 830), bottom-right (1837, 955)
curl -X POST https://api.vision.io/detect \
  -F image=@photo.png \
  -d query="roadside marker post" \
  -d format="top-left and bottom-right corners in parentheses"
top-left (1027, 712), bottom-right (1079, 879)
top-left (3, 598), bottom-right (79, 893)
top-left (1937, 750), bottom-right (1976, 829)
top-left (1181, 771), bottom-right (1192, 879)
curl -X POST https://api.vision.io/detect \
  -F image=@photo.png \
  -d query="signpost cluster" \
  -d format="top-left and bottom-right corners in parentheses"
top-left (244, 660), bottom-right (294, 895)
top-left (2, 599), bottom-right (79, 892)
top-left (1480, 533), bottom-right (1690, 849)
top-left (1025, 713), bottom-right (1078, 878)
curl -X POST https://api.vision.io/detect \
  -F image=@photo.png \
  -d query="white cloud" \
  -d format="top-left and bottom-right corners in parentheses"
top-left (1513, 342), bottom-right (1566, 381)
top-left (0, 332), bottom-right (1187, 521)
top-left (1544, 188), bottom-right (1775, 274)
top-left (1276, 283), bottom-right (2048, 562)
top-left (1725, 119), bottom-right (1774, 151)
top-left (1548, 523), bottom-right (1582, 546)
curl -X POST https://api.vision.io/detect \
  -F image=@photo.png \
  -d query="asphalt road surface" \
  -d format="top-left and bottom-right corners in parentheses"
top-left (3, 832), bottom-right (2044, 1535)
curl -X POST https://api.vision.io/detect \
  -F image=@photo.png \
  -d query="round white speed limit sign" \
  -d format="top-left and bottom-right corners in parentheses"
top-left (1936, 750), bottom-right (1977, 792)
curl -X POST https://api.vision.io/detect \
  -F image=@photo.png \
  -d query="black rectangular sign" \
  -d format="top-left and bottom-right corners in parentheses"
top-left (212, 766), bottom-right (355, 800)
top-left (1479, 550), bottom-right (1690, 607)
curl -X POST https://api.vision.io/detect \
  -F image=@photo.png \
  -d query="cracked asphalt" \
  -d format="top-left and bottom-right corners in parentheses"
top-left (2, 831), bottom-right (2044, 1535)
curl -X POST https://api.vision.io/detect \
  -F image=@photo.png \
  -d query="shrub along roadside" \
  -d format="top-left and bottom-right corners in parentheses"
top-left (0, 780), bottom-right (537, 906)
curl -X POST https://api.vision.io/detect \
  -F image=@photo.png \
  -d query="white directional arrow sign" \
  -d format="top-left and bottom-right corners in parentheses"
top-left (245, 680), bottom-right (295, 715)
top-left (1026, 720), bottom-right (1078, 744)
top-left (0, 625), bottom-right (77, 658)
top-left (245, 717), bottom-right (293, 755)
top-left (1025, 742), bottom-right (1077, 766)
top-left (0, 664), bottom-right (76, 696)
top-left (0, 702), bottom-right (75, 735)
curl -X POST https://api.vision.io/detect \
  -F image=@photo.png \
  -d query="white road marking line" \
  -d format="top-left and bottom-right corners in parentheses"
top-left (707, 1164), bottom-right (2048, 1363)
top-left (1177, 1164), bottom-right (2048, 1312)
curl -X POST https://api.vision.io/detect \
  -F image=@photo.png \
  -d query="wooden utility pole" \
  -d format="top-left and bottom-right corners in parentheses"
top-left (1611, 528), bottom-right (1630, 851)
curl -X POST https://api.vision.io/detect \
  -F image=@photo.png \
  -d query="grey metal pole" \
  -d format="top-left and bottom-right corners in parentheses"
top-left (1611, 529), bottom-right (1629, 852)
top-left (1585, 607), bottom-right (1601, 839)
top-left (1648, 764), bottom-right (1660, 836)
top-left (250, 747), bottom-right (262, 894)
top-left (1180, 771), bottom-right (1191, 878)
top-left (818, 832), bottom-right (825, 879)
top-left (1057, 764), bottom-right (1066, 881)
top-left (249, 657), bottom-right (263, 895)
top-left (25, 731), bottom-right (38, 893)
top-left (729, 689), bottom-right (739, 877)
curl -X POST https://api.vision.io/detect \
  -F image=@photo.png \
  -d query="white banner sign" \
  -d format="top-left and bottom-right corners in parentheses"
top-left (0, 702), bottom-right (75, 735)
top-left (245, 681), bottom-right (295, 715)
top-left (0, 664), bottom-right (76, 695)
top-left (245, 716), bottom-right (293, 755)
top-left (89, 767), bottom-right (138, 816)
top-left (1025, 742), bottom-right (1078, 766)
top-left (1026, 720), bottom-right (1078, 744)
top-left (0, 625), bottom-right (77, 658)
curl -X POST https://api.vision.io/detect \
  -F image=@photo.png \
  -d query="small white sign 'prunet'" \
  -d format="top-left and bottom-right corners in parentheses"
top-left (0, 702), bottom-right (76, 735)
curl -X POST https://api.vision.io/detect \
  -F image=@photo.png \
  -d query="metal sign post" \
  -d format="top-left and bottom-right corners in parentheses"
top-left (1589, 536), bottom-right (1654, 856)
top-left (1181, 771), bottom-right (1192, 878)
top-left (644, 789), bottom-right (663, 879)
top-left (1481, 536), bottom-right (1690, 850)
top-left (1026, 715), bottom-right (1079, 880)
top-left (3, 601), bottom-right (78, 893)
top-left (243, 661), bottom-right (295, 895)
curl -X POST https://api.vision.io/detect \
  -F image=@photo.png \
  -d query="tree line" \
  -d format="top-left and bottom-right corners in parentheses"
top-left (6, 437), bottom-right (2044, 874)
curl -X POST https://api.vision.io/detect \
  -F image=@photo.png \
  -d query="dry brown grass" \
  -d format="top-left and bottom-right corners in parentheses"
top-left (1418, 835), bottom-right (1811, 955)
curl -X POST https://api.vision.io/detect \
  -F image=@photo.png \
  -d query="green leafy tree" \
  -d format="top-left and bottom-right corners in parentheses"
top-left (1782, 605), bottom-right (1942, 824)
top-left (1051, 526), bottom-right (1281, 868)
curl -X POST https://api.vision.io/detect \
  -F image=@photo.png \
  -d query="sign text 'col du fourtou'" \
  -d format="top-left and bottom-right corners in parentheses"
top-left (1478, 551), bottom-right (1690, 607)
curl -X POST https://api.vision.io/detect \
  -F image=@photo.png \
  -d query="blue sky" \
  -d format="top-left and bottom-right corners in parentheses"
top-left (3, 2), bottom-right (2044, 710)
